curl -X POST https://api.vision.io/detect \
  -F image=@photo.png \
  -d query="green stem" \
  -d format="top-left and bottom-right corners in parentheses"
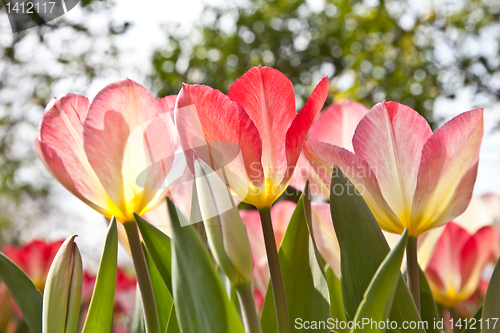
top-left (124, 221), bottom-right (161, 333)
top-left (259, 207), bottom-right (291, 333)
top-left (406, 235), bottom-right (421, 314)
top-left (235, 283), bottom-right (263, 333)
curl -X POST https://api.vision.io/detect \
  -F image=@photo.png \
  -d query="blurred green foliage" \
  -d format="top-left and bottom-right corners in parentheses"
top-left (151, 0), bottom-right (500, 125)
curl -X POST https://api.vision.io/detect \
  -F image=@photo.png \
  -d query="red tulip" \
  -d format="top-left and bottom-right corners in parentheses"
top-left (289, 100), bottom-right (368, 196)
top-left (36, 79), bottom-right (179, 223)
top-left (176, 66), bottom-right (329, 208)
top-left (2, 239), bottom-right (64, 292)
top-left (424, 222), bottom-right (492, 308)
top-left (304, 102), bottom-right (483, 235)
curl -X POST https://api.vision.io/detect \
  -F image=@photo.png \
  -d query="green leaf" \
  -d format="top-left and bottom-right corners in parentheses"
top-left (463, 307), bottom-right (482, 333)
top-left (419, 267), bottom-right (441, 333)
top-left (143, 244), bottom-right (173, 333)
top-left (325, 267), bottom-right (348, 332)
top-left (329, 166), bottom-right (423, 332)
top-left (135, 213), bottom-right (172, 295)
top-left (483, 257), bottom-right (500, 333)
top-left (131, 287), bottom-right (146, 333)
top-left (261, 183), bottom-right (330, 333)
top-left (351, 229), bottom-right (408, 333)
top-left (0, 253), bottom-right (42, 333)
top-left (166, 306), bottom-right (181, 333)
top-left (81, 217), bottom-right (118, 333)
top-left (167, 198), bottom-right (245, 333)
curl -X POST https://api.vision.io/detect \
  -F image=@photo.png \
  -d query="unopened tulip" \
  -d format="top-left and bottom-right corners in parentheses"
top-left (36, 80), bottom-right (179, 223)
top-left (304, 102), bottom-right (483, 236)
top-left (42, 235), bottom-right (83, 333)
top-left (424, 222), bottom-right (492, 308)
top-left (194, 157), bottom-right (253, 286)
top-left (176, 66), bottom-right (329, 209)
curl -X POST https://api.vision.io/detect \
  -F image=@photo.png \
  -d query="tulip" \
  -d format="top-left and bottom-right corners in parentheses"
top-left (424, 222), bottom-right (493, 308)
top-left (36, 80), bottom-right (179, 223)
top-left (193, 157), bottom-right (260, 333)
top-left (42, 235), bottom-right (83, 333)
top-left (289, 100), bottom-right (369, 196)
top-left (175, 65), bottom-right (328, 209)
top-left (176, 66), bottom-right (328, 333)
top-left (36, 79), bottom-right (179, 333)
top-left (304, 102), bottom-right (484, 236)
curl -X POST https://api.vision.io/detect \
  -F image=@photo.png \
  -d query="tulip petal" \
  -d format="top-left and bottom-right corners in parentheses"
top-left (353, 102), bottom-right (433, 230)
top-left (175, 84), bottom-right (264, 200)
top-left (228, 66), bottom-right (296, 182)
top-left (309, 100), bottom-right (369, 151)
top-left (84, 79), bottom-right (174, 220)
top-left (37, 95), bottom-right (114, 217)
top-left (460, 226), bottom-right (493, 292)
top-left (311, 203), bottom-right (341, 277)
top-left (304, 140), bottom-right (402, 233)
top-left (411, 109), bottom-right (483, 234)
top-left (284, 77), bottom-right (329, 183)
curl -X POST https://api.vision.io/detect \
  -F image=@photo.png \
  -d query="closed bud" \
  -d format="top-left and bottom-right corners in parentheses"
top-left (42, 235), bottom-right (83, 333)
top-left (194, 157), bottom-right (253, 286)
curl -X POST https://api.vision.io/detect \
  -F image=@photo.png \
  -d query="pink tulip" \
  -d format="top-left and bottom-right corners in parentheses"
top-left (289, 100), bottom-right (369, 196)
top-left (304, 102), bottom-right (483, 235)
top-left (240, 200), bottom-right (340, 310)
top-left (36, 79), bottom-right (179, 223)
top-left (176, 66), bottom-right (329, 209)
top-left (424, 222), bottom-right (493, 308)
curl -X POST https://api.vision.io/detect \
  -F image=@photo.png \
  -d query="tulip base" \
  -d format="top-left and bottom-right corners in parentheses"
top-left (124, 221), bottom-right (161, 333)
top-left (259, 207), bottom-right (291, 333)
top-left (406, 235), bottom-right (421, 314)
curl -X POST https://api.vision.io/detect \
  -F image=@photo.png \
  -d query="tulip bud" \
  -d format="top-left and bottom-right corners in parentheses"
top-left (42, 235), bottom-right (83, 333)
top-left (194, 157), bottom-right (253, 286)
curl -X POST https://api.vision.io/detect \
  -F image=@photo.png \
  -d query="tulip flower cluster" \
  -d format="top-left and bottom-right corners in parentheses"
top-left (1, 65), bottom-right (497, 333)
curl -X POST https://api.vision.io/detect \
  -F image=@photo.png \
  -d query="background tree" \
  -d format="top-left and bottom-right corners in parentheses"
top-left (151, 0), bottom-right (500, 126)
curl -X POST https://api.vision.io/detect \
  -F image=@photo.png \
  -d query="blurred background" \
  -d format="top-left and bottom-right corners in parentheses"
top-left (0, 0), bottom-right (499, 269)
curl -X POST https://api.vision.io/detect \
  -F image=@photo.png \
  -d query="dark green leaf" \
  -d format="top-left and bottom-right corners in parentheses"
top-left (143, 244), bottom-right (173, 332)
top-left (329, 166), bottom-right (423, 332)
top-left (483, 257), bottom-right (500, 333)
top-left (81, 217), bottom-right (118, 333)
top-left (135, 213), bottom-right (172, 295)
top-left (351, 229), bottom-right (408, 332)
top-left (0, 253), bottom-right (42, 333)
top-left (463, 307), bottom-right (482, 333)
top-left (419, 267), bottom-right (441, 333)
top-left (167, 198), bottom-right (244, 333)
top-left (261, 184), bottom-right (330, 333)
top-left (166, 306), bottom-right (181, 333)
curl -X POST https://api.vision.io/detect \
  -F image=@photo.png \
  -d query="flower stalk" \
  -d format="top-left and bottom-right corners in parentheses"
top-left (406, 235), bottom-right (420, 314)
top-left (259, 207), bottom-right (290, 333)
top-left (235, 283), bottom-right (262, 333)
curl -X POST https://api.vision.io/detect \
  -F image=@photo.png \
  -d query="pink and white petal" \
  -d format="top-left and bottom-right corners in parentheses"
top-left (38, 94), bottom-right (113, 214)
top-left (353, 102), bottom-right (433, 228)
top-left (288, 153), bottom-right (330, 198)
top-left (271, 201), bottom-right (296, 247)
top-left (411, 109), bottom-right (484, 235)
top-left (460, 226), bottom-right (493, 292)
top-left (175, 84), bottom-right (264, 200)
top-left (309, 100), bottom-right (369, 151)
top-left (304, 140), bottom-right (402, 233)
top-left (284, 77), bottom-right (329, 185)
top-left (311, 202), bottom-right (341, 277)
top-left (228, 66), bottom-right (296, 182)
